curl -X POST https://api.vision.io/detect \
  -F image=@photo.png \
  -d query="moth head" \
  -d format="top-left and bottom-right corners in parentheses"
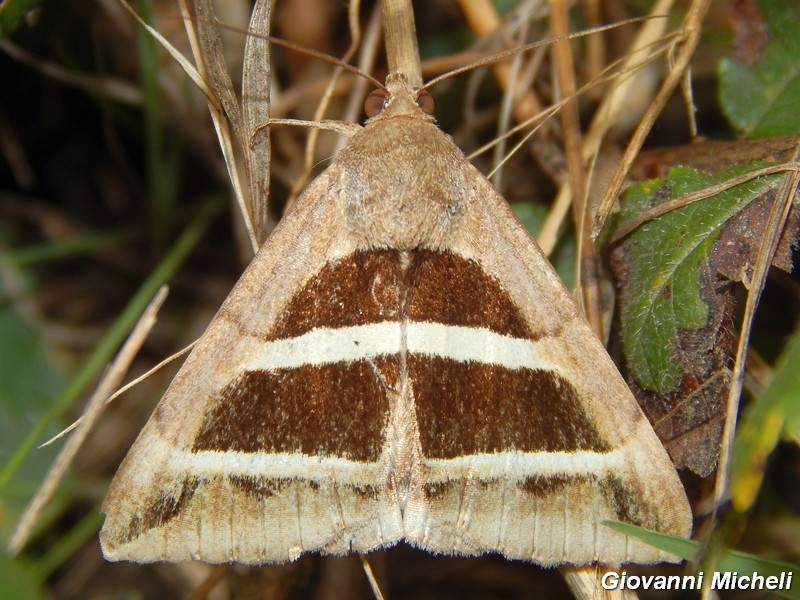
top-left (364, 83), bottom-right (435, 119)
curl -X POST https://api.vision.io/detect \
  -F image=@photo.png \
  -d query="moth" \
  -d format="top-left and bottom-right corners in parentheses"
top-left (100, 73), bottom-right (692, 566)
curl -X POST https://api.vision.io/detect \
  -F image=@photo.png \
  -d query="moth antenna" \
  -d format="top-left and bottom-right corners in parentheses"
top-left (466, 30), bottom-right (674, 172)
top-left (421, 16), bottom-right (663, 91)
top-left (284, 2), bottom-right (384, 208)
top-left (268, 35), bottom-right (385, 91)
top-left (176, 11), bottom-right (385, 91)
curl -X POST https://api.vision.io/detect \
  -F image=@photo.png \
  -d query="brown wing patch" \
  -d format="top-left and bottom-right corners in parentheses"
top-left (411, 356), bottom-right (611, 459)
top-left (405, 250), bottom-right (536, 339)
top-left (192, 362), bottom-right (393, 461)
top-left (122, 477), bottom-right (201, 544)
top-left (269, 250), bottom-right (403, 340)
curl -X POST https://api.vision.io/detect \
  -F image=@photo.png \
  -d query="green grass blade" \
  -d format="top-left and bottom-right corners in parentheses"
top-left (0, 199), bottom-right (221, 493)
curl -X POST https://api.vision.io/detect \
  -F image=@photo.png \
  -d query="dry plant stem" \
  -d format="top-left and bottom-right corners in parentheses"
top-left (583, 0), bottom-right (604, 100)
top-left (187, 565), bottom-right (230, 600)
top-left (491, 19), bottom-right (529, 191)
top-left (381, 0), bottom-right (422, 87)
top-left (457, 0), bottom-right (543, 123)
top-left (713, 142), bottom-right (800, 515)
top-left (537, 0), bottom-right (674, 255)
top-left (562, 565), bottom-right (639, 600)
top-left (593, 0), bottom-right (711, 238)
top-left (7, 287), bottom-right (169, 556)
top-left (609, 162), bottom-right (800, 244)
top-left (359, 555), bottom-right (386, 600)
top-left (286, 0), bottom-right (364, 209)
top-left (549, 0), bottom-right (604, 339)
top-left (549, 0), bottom-right (585, 222)
top-left (475, 37), bottom-right (672, 179)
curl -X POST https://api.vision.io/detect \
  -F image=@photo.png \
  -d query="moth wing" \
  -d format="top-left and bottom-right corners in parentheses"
top-left (101, 171), bottom-right (404, 564)
top-left (402, 165), bottom-right (692, 566)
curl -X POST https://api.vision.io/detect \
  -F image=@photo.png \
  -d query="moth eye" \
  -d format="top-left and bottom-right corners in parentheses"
top-left (364, 89), bottom-right (388, 118)
top-left (416, 89), bottom-right (434, 114)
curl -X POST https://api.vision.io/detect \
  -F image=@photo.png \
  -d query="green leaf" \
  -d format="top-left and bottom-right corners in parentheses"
top-left (604, 522), bottom-right (800, 600)
top-left (718, 0), bottom-right (800, 137)
top-left (0, 266), bottom-right (65, 547)
top-left (617, 164), bottom-right (779, 393)
top-left (732, 321), bottom-right (800, 510)
top-left (0, 555), bottom-right (47, 600)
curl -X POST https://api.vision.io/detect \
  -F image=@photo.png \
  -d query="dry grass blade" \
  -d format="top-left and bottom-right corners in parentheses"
top-left (191, 0), bottom-right (259, 253)
top-left (37, 341), bottom-right (198, 448)
top-left (7, 287), bottom-right (169, 556)
top-left (359, 554), bottom-right (386, 600)
top-left (116, 0), bottom-right (209, 95)
top-left (242, 0), bottom-right (272, 244)
top-left (174, 0), bottom-right (258, 253)
top-left (194, 0), bottom-right (243, 139)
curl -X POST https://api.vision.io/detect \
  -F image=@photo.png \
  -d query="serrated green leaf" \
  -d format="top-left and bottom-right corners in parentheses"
top-left (604, 521), bottom-right (800, 600)
top-left (732, 321), bottom-right (800, 511)
top-left (718, 0), bottom-right (800, 137)
top-left (618, 164), bottom-right (779, 393)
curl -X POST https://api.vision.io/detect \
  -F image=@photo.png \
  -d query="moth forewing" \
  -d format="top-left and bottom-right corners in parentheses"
top-left (101, 74), bottom-right (691, 566)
